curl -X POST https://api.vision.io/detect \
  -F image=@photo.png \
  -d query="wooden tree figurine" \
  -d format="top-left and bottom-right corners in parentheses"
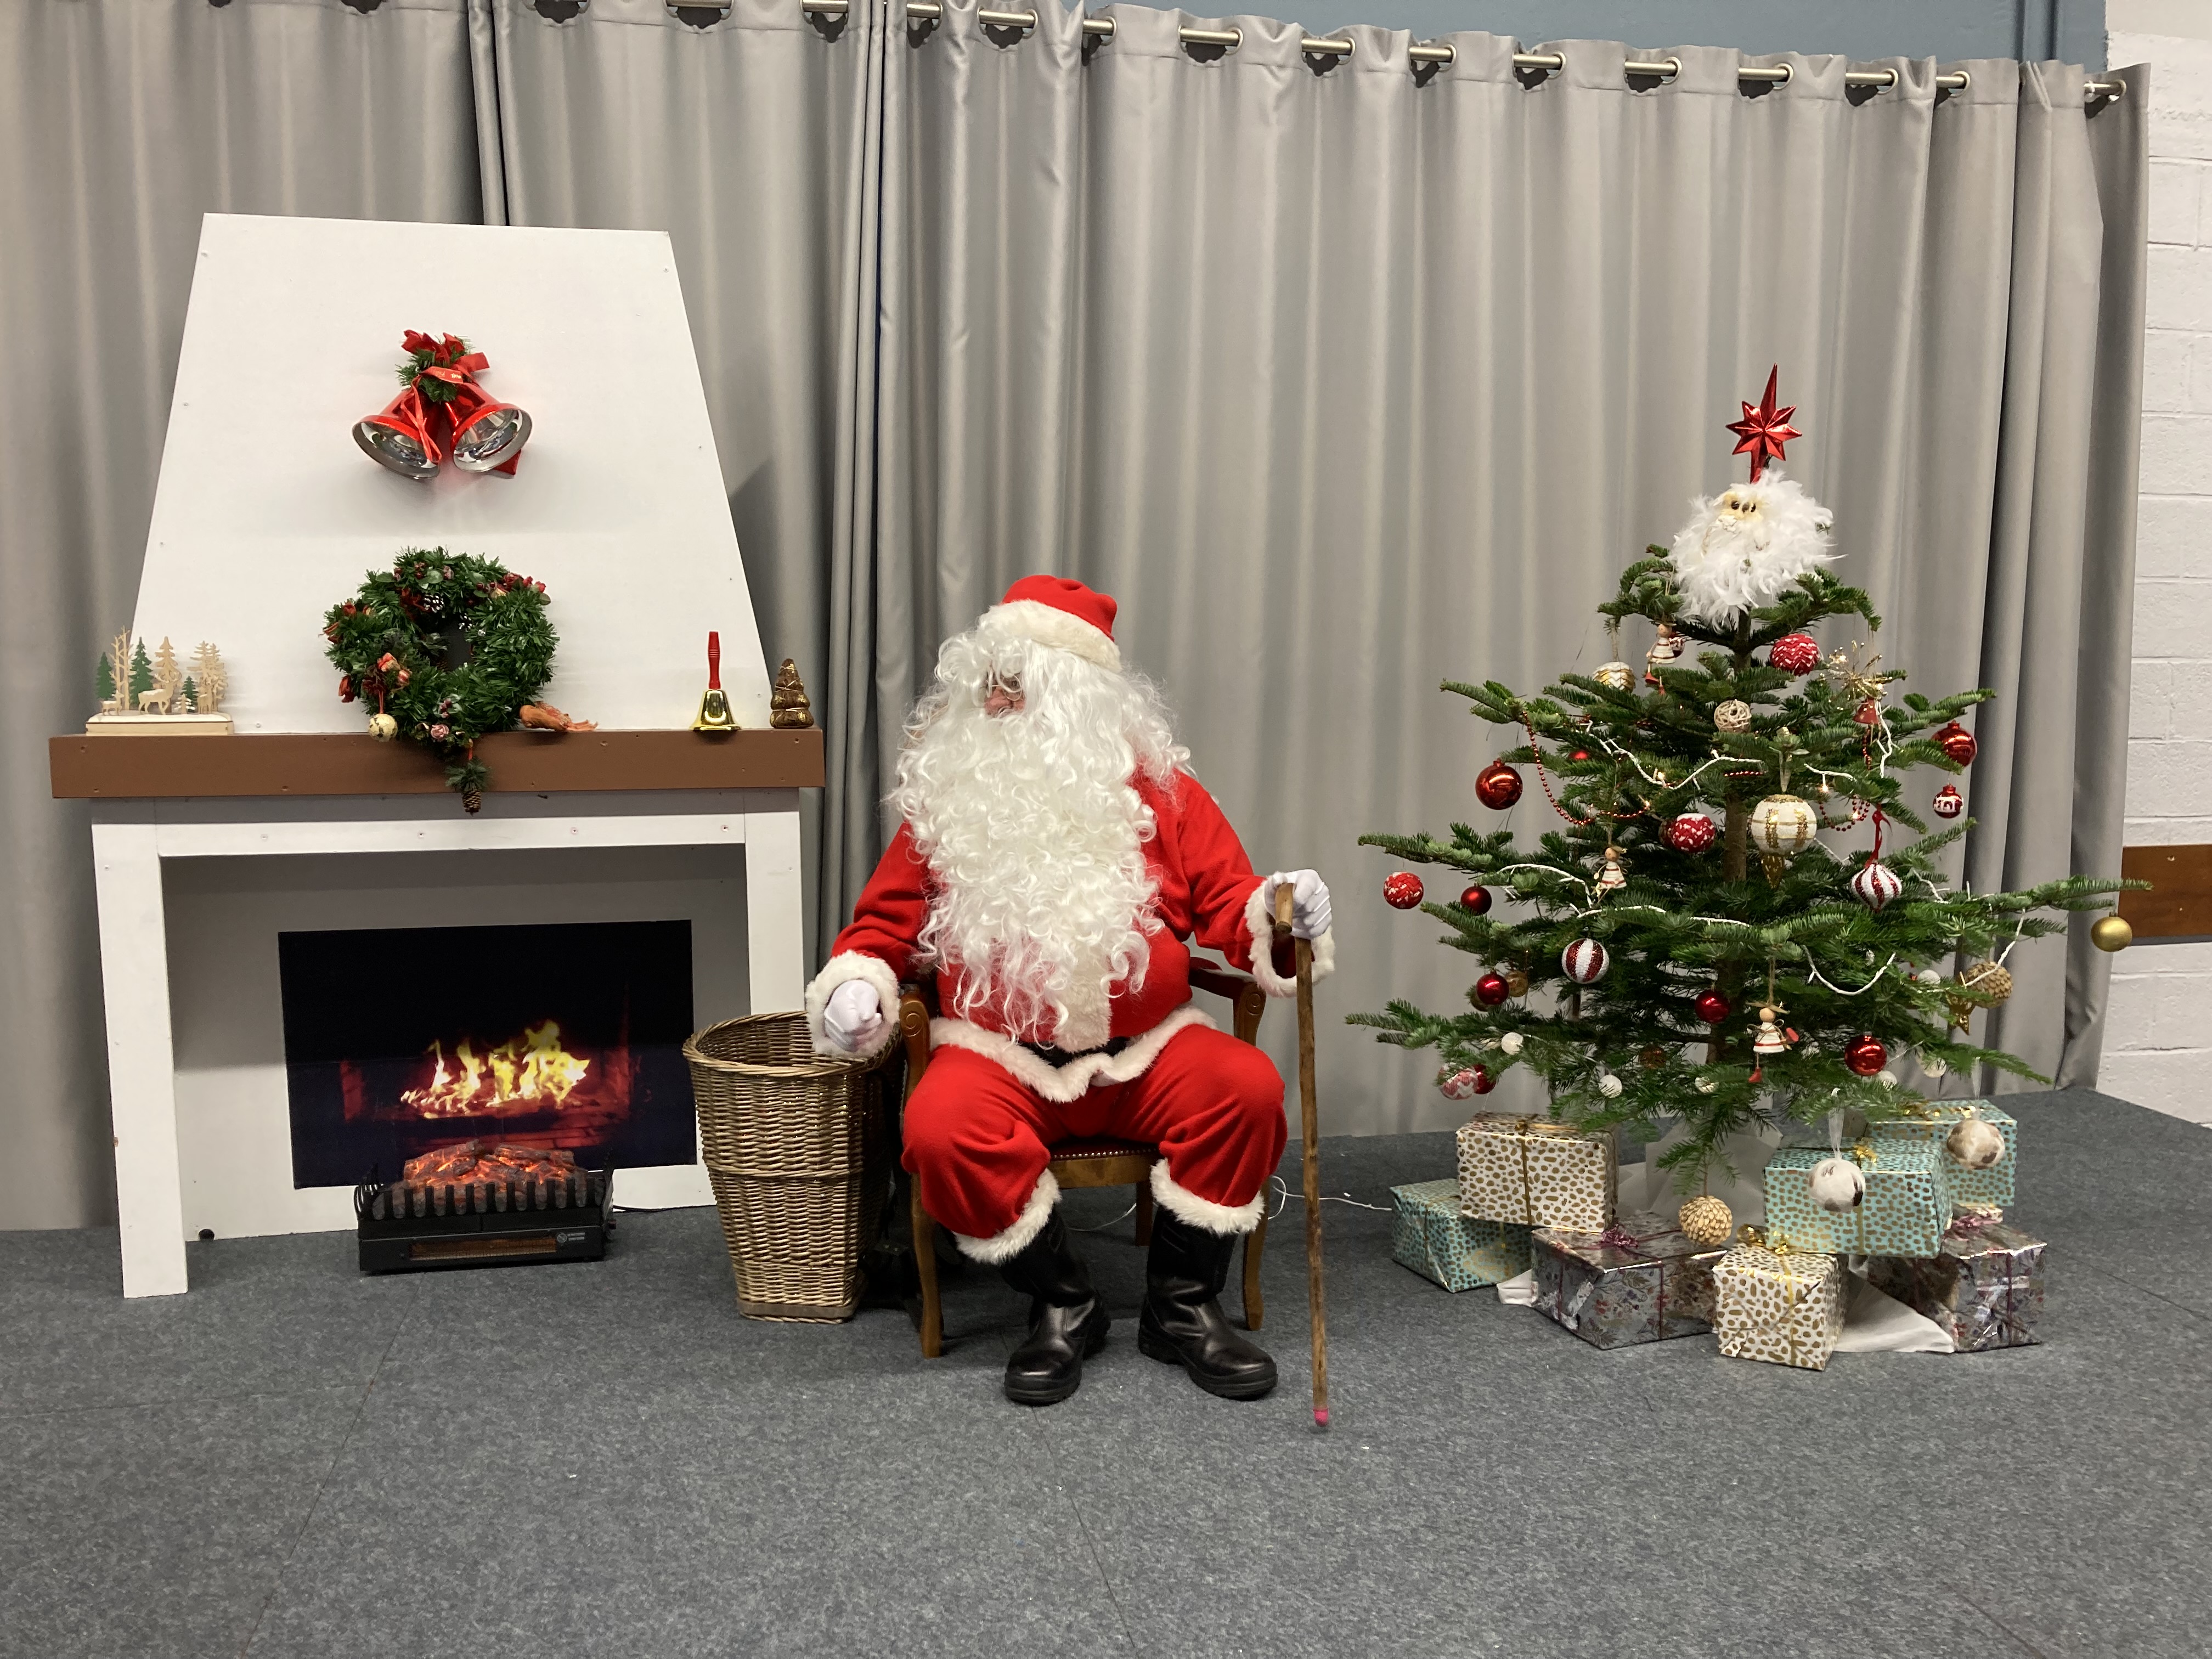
top-left (769, 658), bottom-right (815, 729)
top-left (149, 637), bottom-right (185, 714)
top-left (189, 642), bottom-right (228, 715)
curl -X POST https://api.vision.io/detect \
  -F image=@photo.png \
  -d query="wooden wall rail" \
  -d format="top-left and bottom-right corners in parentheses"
top-left (49, 729), bottom-right (825, 799)
top-left (2118, 845), bottom-right (2212, 939)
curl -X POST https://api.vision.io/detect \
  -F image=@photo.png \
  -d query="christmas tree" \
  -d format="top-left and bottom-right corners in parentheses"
top-left (1354, 373), bottom-right (2132, 1221)
top-left (95, 651), bottom-right (115, 707)
top-left (127, 640), bottom-right (154, 702)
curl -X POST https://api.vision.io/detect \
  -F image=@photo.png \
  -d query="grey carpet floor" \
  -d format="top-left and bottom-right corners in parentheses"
top-left (2, 1086), bottom-right (2206, 1659)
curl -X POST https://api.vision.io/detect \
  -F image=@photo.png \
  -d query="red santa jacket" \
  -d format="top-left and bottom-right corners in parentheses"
top-left (803, 769), bottom-right (1334, 1099)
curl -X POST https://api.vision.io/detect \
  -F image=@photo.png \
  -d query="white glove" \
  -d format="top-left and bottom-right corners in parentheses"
top-left (1268, 870), bottom-right (1333, 941)
top-left (822, 979), bottom-right (886, 1052)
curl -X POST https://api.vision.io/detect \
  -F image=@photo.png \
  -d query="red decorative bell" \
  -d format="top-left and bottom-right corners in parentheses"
top-left (1459, 885), bottom-right (1492, 915)
top-left (1853, 697), bottom-right (1882, 727)
top-left (1476, 760), bottom-right (1523, 810)
top-left (353, 391), bottom-right (441, 481)
top-left (1934, 720), bottom-right (1978, 766)
top-left (1383, 872), bottom-right (1425, 910)
top-left (1844, 1034), bottom-right (1888, 1076)
top-left (353, 330), bottom-right (532, 482)
top-left (1474, 972), bottom-right (1510, 1007)
top-left (1694, 989), bottom-right (1730, 1024)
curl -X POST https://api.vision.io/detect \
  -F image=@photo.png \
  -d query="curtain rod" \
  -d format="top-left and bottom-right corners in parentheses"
top-left (780, 1), bottom-right (2124, 98)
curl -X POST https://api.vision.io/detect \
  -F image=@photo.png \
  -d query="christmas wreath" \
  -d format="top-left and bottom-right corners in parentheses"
top-left (323, 549), bottom-right (557, 810)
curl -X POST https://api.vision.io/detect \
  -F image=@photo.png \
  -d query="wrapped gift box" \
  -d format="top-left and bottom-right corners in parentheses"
top-left (1763, 1143), bottom-right (1952, 1258)
top-left (1865, 1217), bottom-right (2046, 1351)
top-left (1391, 1178), bottom-right (1533, 1290)
top-left (1867, 1100), bottom-right (2017, 1210)
top-left (1531, 1210), bottom-right (1724, 1348)
top-left (1454, 1113), bottom-right (1615, 1232)
top-left (1712, 1238), bottom-right (1846, 1370)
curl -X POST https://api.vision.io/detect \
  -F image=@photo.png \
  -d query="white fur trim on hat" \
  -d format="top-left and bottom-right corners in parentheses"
top-left (1242, 879), bottom-right (1336, 1000)
top-left (951, 1170), bottom-right (1060, 1265)
top-left (927, 1005), bottom-right (1214, 1103)
top-left (980, 598), bottom-right (1122, 673)
top-left (1150, 1160), bottom-right (1267, 1236)
top-left (803, 951), bottom-right (902, 1059)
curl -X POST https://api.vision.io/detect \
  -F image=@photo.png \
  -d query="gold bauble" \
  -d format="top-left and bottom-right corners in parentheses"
top-left (366, 712), bottom-right (398, 742)
top-left (1678, 1195), bottom-right (1734, 1246)
top-left (1956, 961), bottom-right (2013, 1007)
top-left (1639, 1045), bottom-right (1669, 1069)
top-left (1504, 967), bottom-right (1530, 998)
top-left (2091, 915), bottom-right (2133, 953)
top-left (1714, 700), bottom-right (1753, 733)
top-left (1594, 661), bottom-right (1635, 692)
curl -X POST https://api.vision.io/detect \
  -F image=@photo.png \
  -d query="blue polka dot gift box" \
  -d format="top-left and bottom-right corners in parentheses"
top-left (1866, 1099), bottom-right (2016, 1210)
top-left (1390, 1179), bottom-right (1532, 1291)
top-left (1762, 1142), bottom-right (1953, 1259)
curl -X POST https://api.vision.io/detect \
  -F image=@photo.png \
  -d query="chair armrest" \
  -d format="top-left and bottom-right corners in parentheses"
top-left (1188, 958), bottom-right (1268, 1048)
top-left (898, 983), bottom-right (935, 1096)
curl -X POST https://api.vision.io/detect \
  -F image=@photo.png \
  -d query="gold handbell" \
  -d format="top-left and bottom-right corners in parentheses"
top-left (693, 630), bottom-right (739, 733)
top-left (769, 657), bottom-right (815, 730)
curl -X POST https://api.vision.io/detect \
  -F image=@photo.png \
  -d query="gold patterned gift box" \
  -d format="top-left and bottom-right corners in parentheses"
top-left (1390, 1179), bottom-right (1533, 1291)
top-left (1762, 1143), bottom-right (1952, 1258)
top-left (1712, 1235), bottom-right (1846, 1371)
top-left (1866, 1100), bottom-right (2017, 1210)
top-left (1865, 1216), bottom-right (2046, 1352)
top-left (1531, 1211), bottom-right (1724, 1348)
top-left (1454, 1113), bottom-right (1615, 1233)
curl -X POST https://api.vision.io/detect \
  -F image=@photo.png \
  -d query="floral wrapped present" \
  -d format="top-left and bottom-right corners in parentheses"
top-left (1531, 1210), bottom-right (1724, 1348)
top-left (1712, 1234), bottom-right (1846, 1371)
top-left (1391, 1179), bottom-right (1532, 1291)
top-left (1865, 1213), bottom-right (2045, 1351)
top-left (1454, 1113), bottom-right (1615, 1232)
top-left (1762, 1142), bottom-right (1952, 1258)
top-left (1867, 1100), bottom-right (2017, 1210)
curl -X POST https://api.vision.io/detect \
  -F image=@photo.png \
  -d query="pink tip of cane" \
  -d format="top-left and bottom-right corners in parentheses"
top-left (1313, 1408), bottom-right (1330, 1427)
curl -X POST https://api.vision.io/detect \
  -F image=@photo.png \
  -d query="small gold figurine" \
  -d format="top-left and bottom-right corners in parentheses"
top-left (693, 631), bottom-right (738, 733)
top-left (769, 658), bottom-right (815, 730)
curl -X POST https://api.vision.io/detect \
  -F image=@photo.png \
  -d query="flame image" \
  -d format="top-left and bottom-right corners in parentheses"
top-left (399, 1020), bottom-right (592, 1118)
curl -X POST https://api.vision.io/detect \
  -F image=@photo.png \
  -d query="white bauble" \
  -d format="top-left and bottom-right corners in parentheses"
top-left (1922, 1054), bottom-right (1949, 1078)
top-left (1597, 1073), bottom-right (1623, 1099)
top-left (1945, 1119), bottom-right (2006, 1171)
top-left (1749, 794), bottom-right (1816, 856)
top-left (1877, 1070), bottom-right (1899, 1089)
top-left (367, 712), bottom-right (399, 742)
top-left (1916, 969), bottom-right (1942, 985)
top-left (1499, 1032), bottom-right (1525, 1056)
top-left (1807, 1156), bottom-right (1867, 1212)
top-left (1695, 1077), bottom-right (1718, 1095)
top-left (1666, 467), bottom-right (1837, 627)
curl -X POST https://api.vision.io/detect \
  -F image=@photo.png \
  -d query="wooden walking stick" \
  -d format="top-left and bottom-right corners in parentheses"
top-left (1274, 884), bottom-right (1330, 1428)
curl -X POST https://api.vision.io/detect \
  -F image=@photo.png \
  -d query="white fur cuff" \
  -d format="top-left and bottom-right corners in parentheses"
top-left (952, 1171), bottom-right (1060, 1264)
top-left (1150, 1161), bottom-right (1267, 1236)
top-left (1242, 880), bottom-right (1336, 999)
top-left (803, 951), bottom-right (902, 1059)
top-left (979, 599), bottom-right (1122, 673)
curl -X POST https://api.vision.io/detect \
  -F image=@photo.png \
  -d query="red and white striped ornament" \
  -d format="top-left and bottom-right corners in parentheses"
top-left (1849, 860), bottom-right (1903, 912)
top-left (1438, 1065), bottom-right (1494, 1100)
top-left (1932, 785), bottom-right (1964, 820)
top-left (1769, 633), bottom-right (1820, 675)
top-left (1560, 938), bottom-right (1610, 985)
top-left (1664, 811), bottom-right (1717, 853)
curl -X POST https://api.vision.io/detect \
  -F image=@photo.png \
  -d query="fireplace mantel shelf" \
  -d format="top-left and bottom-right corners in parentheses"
top-left (50, 727), bottom-right (825, 799)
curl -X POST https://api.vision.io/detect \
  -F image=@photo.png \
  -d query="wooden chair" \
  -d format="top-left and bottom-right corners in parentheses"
top-left (900, 961), bottom-right (1271, 1357)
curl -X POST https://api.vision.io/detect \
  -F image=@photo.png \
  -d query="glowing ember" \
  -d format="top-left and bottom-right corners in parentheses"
top-left (399, 1019), bottom-right (591, 1118)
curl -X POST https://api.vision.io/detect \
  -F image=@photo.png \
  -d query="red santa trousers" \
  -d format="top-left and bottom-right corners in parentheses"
top-left (903, 1024), bottom-right (1286, 1260)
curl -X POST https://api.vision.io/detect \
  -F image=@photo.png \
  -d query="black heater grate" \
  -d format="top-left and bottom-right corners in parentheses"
top-left (354, 1149), bottom-right (613, 1273)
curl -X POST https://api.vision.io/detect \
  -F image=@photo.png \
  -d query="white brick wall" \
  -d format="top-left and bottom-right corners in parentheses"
top-left (2103, 14), bottom-right (2212, 1125)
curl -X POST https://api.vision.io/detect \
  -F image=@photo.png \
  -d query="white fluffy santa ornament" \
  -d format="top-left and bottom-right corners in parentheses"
top-left (1666, 368), bottom-right (1835, 628)
top-left (808, 575), bottom-right (1334, 1406)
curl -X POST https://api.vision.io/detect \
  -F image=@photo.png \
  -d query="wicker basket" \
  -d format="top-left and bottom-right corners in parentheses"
top-left (685, 1012), bottom-right (892, 1322)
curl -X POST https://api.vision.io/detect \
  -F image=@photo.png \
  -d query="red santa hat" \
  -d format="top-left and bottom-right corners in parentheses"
top-left (980, 575), bottom-right (1121, 674)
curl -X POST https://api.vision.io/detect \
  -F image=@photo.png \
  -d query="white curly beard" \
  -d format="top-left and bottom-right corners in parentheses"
top-left (1666, 467), bottom-right (1836, 627)
top-left (891, 621), bottom-right (1190, 1050)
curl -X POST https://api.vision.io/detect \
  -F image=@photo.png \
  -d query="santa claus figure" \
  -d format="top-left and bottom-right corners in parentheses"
top-left (807, 577), bottom-right (1334, 1406)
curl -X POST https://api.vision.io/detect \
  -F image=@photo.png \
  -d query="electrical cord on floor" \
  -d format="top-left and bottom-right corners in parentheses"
top-left (1068, 1202), bottom-right (1139, 1232)
top-left (1266, 1175), bottom-right (1391, 1221)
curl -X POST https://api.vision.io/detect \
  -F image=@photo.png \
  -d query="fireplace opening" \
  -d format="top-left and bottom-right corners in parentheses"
top-left (278, 919), bottom-right (697, 1189)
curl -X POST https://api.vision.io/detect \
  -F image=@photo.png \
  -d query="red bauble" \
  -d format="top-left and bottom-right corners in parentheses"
top-left (1935, 720), bottom-right (1978, 766)
top-left (1383, 872), bottom-right (1425, 910)
top-left (1932, 785), bottom-right (1964, 820)
top-left (1694, 989), bottom-right (1731, 1024)
top-left (1665, 812), bottom-right (1717, 853)
top-left (1474, 972), bottom-right (1510, 1007)
top-left (1570, 749), bottom-right (1590, 761)
top-left (1768, 633), bottom-right (1820, 675)
top-left (1476, 760), bottom-right (1523, 810)
top-left (1470, 1064), bottom-right (1496, 1094)
top-left (1844, 1034), bottom-right (1888, 1076)
top-left (1459, 884), bottom-right (1492, 915)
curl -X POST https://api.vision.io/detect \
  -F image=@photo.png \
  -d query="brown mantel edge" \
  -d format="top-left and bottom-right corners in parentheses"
top-left (50, 728), bottom-right (825, 799)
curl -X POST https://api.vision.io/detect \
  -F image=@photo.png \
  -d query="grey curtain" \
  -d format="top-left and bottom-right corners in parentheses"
top-left (856, 13), bottom-right (2148, 1130)
top-left (0, 0), bottom-right (484, 1228)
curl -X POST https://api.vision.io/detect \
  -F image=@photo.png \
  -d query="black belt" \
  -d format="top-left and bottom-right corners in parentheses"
top-left (1020, 1034), bottom-right (1133, 1068)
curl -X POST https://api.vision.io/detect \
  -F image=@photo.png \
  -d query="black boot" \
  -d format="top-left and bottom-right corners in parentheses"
top-left (1138, 1210), bottom-right (1277, 1400)
top-left (997, 1209), bottom-right (1109, 1406)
